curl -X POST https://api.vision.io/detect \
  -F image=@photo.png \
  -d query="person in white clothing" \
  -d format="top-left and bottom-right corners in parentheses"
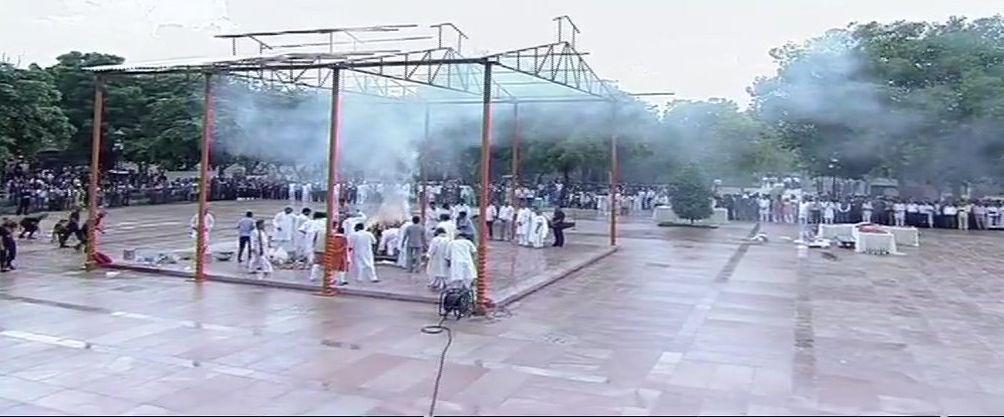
top-left (348, 223), bottom-right (379, 282)
top-left (496, 202), bottom-right (514, 241)
top-left (445, 233), bottom-right (477, 290)
top-left (379, 226), bottom-right (401, 257)
top-left (300, 183), bottom-right (312, 205)
top-left (758, 196), bottom-right (771, 223)
top-left (919, 202), bottom-right (935, 228)
top-left (189, 208), bottom-right (215, 242)
top-left (861, 200), bottom-right (874, 223)
top-left (435, 213), bottom-right (457, 240)
top-left (529, 208), bottom-right (549, 248)
top-left (943, 203), bottom-right (958, 229)
top-left (972, 202), bottom-right (987, 230)
top-left (484, 202), bottom-right (498, 240)
top-left (797, 198), bottom-right (810, 225)
top-left (425, 202), bottom-right (439, 236)
top-left (288, 183), bottom-right (297, 203)
top-left (341, 211), bottom-right (367, 237)
top-left (906, 201), bottom-right (919, 227)
top-left (425, 227), bottom-right (451, 290)
top-left (271, 207), bottom-right (296, 255)
top-left (293, 207), bottom-right (312, 261)
top-left (822, 201), bottom-right (836, 224)
top-left (299, 211), bottom-right (325, 267)
top-left (957, 201), bottom-right (970, 230)
top-left (893, 200), bottom-right (907, 227)
top-left (515, 206), bottom-right (533, 246)
top-left (988, 203), bottom-right (1001, 228)
top-left (247, 219), bottom-right (274, 278)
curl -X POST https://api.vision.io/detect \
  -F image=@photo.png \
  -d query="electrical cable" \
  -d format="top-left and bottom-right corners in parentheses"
top-left (420, 316), bottom-right (453, 417)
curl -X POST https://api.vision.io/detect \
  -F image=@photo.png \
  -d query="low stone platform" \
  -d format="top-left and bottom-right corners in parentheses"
top-left (83, 200), bottom-right (614, 305)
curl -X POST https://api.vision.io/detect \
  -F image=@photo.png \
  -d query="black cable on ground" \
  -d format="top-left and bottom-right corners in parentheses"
top-left (421, 316), bottom-right (453, 417)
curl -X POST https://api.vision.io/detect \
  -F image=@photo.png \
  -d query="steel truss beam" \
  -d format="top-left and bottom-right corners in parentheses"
top-left (486, 41), bottom-right (613, 98)
top-left (347, 48), bottom-right (513, 98)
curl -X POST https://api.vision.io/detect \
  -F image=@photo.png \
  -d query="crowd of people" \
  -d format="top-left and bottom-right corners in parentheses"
top-left (4, 166), bottom-right (88, 214)
top-left (721, 193), bottom-right (1004, 230)
top-left (186, 194), bottom-right (575, 293)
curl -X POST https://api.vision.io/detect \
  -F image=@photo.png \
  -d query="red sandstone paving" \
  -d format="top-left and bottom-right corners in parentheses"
top-left (3, 203), bottom-right (1004, 414)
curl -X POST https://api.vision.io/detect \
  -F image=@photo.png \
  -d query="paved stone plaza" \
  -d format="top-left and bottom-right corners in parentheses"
top-left (2, 204), bottom-right (1004, 415)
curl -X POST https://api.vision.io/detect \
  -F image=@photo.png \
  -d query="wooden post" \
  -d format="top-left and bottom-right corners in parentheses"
top-left (609, 103), bottom-right (618, 247)
top-left (322, 67), bottom-right (342, 294)
top-left (420, 104), bottom-right (430, 224)
top-left (510, 102), bottom-right (520, 207)
top-left (195, 73), bottom-right (214, 281)
top-left (85, 77), bottom-right (104, 270)
top-left (476, 61), bottom-right (494, 312)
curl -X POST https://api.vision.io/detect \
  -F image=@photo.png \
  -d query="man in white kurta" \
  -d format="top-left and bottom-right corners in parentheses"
top-left (298, 212), bottom-right (324, 265)
top-left (452, 203), bottom-right (471, 222)
top-left (379, 226), bottom-right (400, 257)
top-left (301, 183), bottom-right (312, 206)
top-left (293, 208), bottom-right (312, 261)
top-left (247, 220), bottom-right (274, 278)
top-left (445, 234), bottom-right (477, 289)
top-left (341, 211), bottom-right (367, 237)
top-left (426, 229), bottom-right (451, 290)
top-left (288, 183), bottom-right (297, 203)
top-left (893, 200), bottom-right (907, 227)
top-left (515, 207), bottom-right (532, 246)
top-left (272, 207), bottom-right (296, 254)
top-left (822, 201), bottom-right (836, 224)
top-left (530, 209), bottom-right (549, 248)
top-left (425, 203), bottom-right (439, 237)
top-left (436, 215), bottom-right (457, 240)
top-left (348, 223), bottom-right (379, 282)
top-left (189, 209), bottom-right (215, 242)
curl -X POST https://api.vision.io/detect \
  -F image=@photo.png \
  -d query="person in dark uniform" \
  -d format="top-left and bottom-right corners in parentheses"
top-left (551, 206), bottom-right (568, 247)
top-left (0, 219), bottom-right (16, 271)
top-left (16, 186), bottom-right (31, 215)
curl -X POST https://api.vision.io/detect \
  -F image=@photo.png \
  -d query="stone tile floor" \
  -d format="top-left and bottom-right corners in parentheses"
top-left (2, 205), bottom-right (1004, 415)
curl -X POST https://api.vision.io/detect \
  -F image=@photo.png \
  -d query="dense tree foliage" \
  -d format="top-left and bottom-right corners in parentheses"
top-left (751, 16), bottom-right (1004, 188)
top-left (8, 15), bottom-right (1004, 189)
top-left (0, 63), bottom-right (74, 160)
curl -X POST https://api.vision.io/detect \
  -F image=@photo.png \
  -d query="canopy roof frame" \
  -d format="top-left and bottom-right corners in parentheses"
top-left (86, 19), bottom-right (622, 102)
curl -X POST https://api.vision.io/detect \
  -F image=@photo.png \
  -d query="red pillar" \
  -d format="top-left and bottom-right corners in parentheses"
top-left (195, 73), bottom-right (214, 281)
top-left (510, 102), bottom-right (520, 207)
top-left (476, 61), bottom-right (494, 312)
top-left (322, 67), bottom-right (342, 294)
top-left (85, 77), bottom-right (104, 270)
top-left (609, 103), bottom-right (618, 247)
top-left (420, 104), bottom-right (430, 224)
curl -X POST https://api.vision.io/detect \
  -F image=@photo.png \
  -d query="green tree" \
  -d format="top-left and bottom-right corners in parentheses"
top-left (750, 16), bottom-right (1004, 188)
top-left (670, 164), bottom-right (713, 223)
top-left (46, 52), bottom-right (126, 163)
top-left (0, 63), bottom-right (74, 160)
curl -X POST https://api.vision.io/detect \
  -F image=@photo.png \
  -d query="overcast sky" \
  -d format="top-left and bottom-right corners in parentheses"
top-left (2, 0), bottom-right (1001, 106)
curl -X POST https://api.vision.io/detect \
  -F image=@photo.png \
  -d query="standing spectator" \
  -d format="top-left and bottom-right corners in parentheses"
top-left (973, 201), bottom-right (987, 230)
top-left (236, 211), bottom-right (255, 263)
top-left (0, 219), bottom-right (16, 271)
top-left (400, 216), bottom-right (427, 273)
top-left (943, 202), bottom-right (958, 229)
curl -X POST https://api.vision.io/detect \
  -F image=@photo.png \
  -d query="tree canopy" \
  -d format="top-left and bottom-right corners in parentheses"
top-left (0, 63), bottom-right (74, 161)
top-left (7, 14), bottom-right (1004, 191)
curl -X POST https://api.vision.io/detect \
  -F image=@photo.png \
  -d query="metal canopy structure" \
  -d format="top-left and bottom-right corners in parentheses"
top-left (87, 19), bottom-right (617, 102)
top-left (85, 18), bottom-right (633, 311)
